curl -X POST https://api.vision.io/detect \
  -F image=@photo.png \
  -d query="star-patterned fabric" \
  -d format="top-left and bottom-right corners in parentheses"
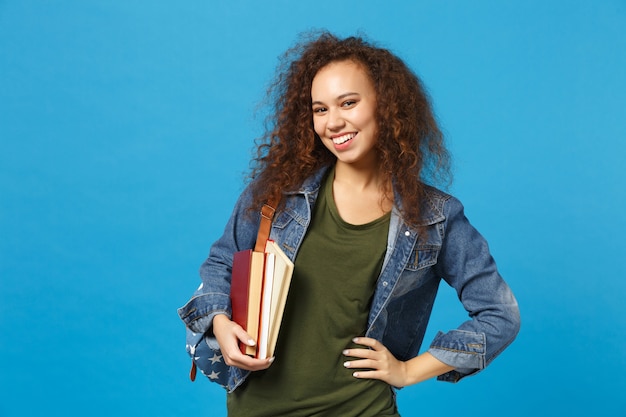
top-left (185, 328), bottom-right (230, 388)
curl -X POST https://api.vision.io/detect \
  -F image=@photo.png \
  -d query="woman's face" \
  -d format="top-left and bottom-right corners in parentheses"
top-left (311, 60), bottom-right (378, 168)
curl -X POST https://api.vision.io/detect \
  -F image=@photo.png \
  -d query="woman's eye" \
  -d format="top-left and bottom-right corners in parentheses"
top-left (342, 100), bottom-right (356, 107)
top-left (313, 107), bottom-right (327, 113)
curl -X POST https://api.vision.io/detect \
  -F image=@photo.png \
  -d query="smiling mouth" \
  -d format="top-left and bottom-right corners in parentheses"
top-left (332, 133), bottom-right (356, 145)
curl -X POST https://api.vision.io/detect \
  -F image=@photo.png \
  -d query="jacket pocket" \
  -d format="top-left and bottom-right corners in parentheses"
top-left (404, 245), bottom-right (440, 271)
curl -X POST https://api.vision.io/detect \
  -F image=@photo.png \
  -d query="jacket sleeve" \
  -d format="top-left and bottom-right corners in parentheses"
top-left (177, 184), bottom-right (260, 349)
top-left (428, 197), bottom-right (520, 382)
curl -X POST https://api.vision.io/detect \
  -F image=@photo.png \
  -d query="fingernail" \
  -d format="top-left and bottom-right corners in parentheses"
top-left (343, 361), bottom-right (350, 367)
top-left (268, 357), bottom-right (275, 363)
top-left (342, 349), bottom-right (349, 355)
top-left (353, 372), bottom-right (359, 378)
top-left (352, 337), bottom-right (359, 343)
top-left (248, 339), bottom-right (255, 346)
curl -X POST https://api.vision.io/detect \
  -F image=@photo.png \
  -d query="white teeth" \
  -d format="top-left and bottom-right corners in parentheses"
top-left (332, 133), bottom-right (355, 145)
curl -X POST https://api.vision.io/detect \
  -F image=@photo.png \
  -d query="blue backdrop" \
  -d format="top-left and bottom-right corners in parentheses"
top-left (1, 1), bottom-right (624, 416)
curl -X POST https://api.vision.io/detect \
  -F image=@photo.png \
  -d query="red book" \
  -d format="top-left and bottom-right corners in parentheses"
top-left (230, 249), bottom-right (264, 355)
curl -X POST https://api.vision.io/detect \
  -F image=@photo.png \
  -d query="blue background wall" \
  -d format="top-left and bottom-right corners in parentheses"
top-left (1, 1), bottom-right (624, 416)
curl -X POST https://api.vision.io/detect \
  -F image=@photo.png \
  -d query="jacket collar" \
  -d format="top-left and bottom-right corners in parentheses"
top-left (391, 184), bottom-right (448, 227)
top-left (293, 165), bottom-right (332, 195)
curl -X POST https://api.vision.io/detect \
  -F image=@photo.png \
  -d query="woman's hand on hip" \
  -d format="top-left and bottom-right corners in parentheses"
top-left (343, 337), bottom-right (455, 387)
top-left (342, 337), bottom-right (410, 387)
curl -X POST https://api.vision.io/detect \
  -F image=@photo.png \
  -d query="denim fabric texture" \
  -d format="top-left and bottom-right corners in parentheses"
top-left (177, 165), bottom-right (520, 392)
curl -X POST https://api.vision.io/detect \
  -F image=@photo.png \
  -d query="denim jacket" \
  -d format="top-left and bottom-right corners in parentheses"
top-left (178, 166), bottom-right (520, 392)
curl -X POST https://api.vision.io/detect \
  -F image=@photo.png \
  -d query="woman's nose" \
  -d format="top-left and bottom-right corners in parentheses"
top-left (326, 108), bottom-right (345, 131)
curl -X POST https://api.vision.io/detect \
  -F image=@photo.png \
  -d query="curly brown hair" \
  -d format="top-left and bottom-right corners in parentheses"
top-left (249, 31), bottom-right (451, 228)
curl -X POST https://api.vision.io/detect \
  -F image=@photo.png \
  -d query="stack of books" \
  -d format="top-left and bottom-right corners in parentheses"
top-left (230, 240), bottom-right (294, 359)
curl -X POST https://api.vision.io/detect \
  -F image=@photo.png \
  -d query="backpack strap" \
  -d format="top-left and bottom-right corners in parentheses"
top-left (254, 197), bottom-right (280, 252)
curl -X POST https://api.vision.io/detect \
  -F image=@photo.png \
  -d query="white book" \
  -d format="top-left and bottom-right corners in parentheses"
top-left (257, 252), bottom-right (275, 359)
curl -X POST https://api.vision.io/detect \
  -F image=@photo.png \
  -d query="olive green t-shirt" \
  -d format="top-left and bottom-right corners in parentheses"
top-left (227, 169), bottom-right (399, 417)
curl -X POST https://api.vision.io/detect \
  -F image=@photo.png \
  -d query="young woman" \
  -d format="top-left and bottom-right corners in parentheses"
top-left (178, 32), bottom-right (520, 416)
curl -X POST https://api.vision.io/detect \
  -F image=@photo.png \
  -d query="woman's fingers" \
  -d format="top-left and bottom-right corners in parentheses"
top-left (343, 358), bottom-right (377, 369)
top-left (342, 337), bottom-right (388, 373)
top-left (229, 352), bottom-right (274, 371)
top-left (343, 348), bottom-right (376, 360)
top-left (343, 336), bottom-right (409, 386)
top-left (351, 336), bottom-right (381, 349)
top-left (343, 337), bottom-right (386, 360)
top-left (233, 324), bottom-right (256, 348)
top-left (212, 314), bottom-right (273, 371)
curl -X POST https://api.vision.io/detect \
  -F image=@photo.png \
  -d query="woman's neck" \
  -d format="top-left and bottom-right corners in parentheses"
top-left (331, 161), bottom-right (393, 224)
top-left (333, 160), bottom-right (385, 192)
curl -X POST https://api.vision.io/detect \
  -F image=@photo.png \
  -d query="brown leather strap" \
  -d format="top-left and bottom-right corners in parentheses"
top-left (189, 359), bottom-right (197, 382)
top-left (254, 197), bottom-right (279, 252)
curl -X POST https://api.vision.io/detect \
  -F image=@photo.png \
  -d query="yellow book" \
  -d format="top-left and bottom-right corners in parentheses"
top-left (264, 240), bottom-right (294, 358)
top-left (245, 252), bottom-right (265, 356)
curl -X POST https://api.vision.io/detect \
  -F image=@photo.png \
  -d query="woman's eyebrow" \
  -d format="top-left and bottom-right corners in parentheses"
top-left (312, 92), bottom-right (360, 106)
